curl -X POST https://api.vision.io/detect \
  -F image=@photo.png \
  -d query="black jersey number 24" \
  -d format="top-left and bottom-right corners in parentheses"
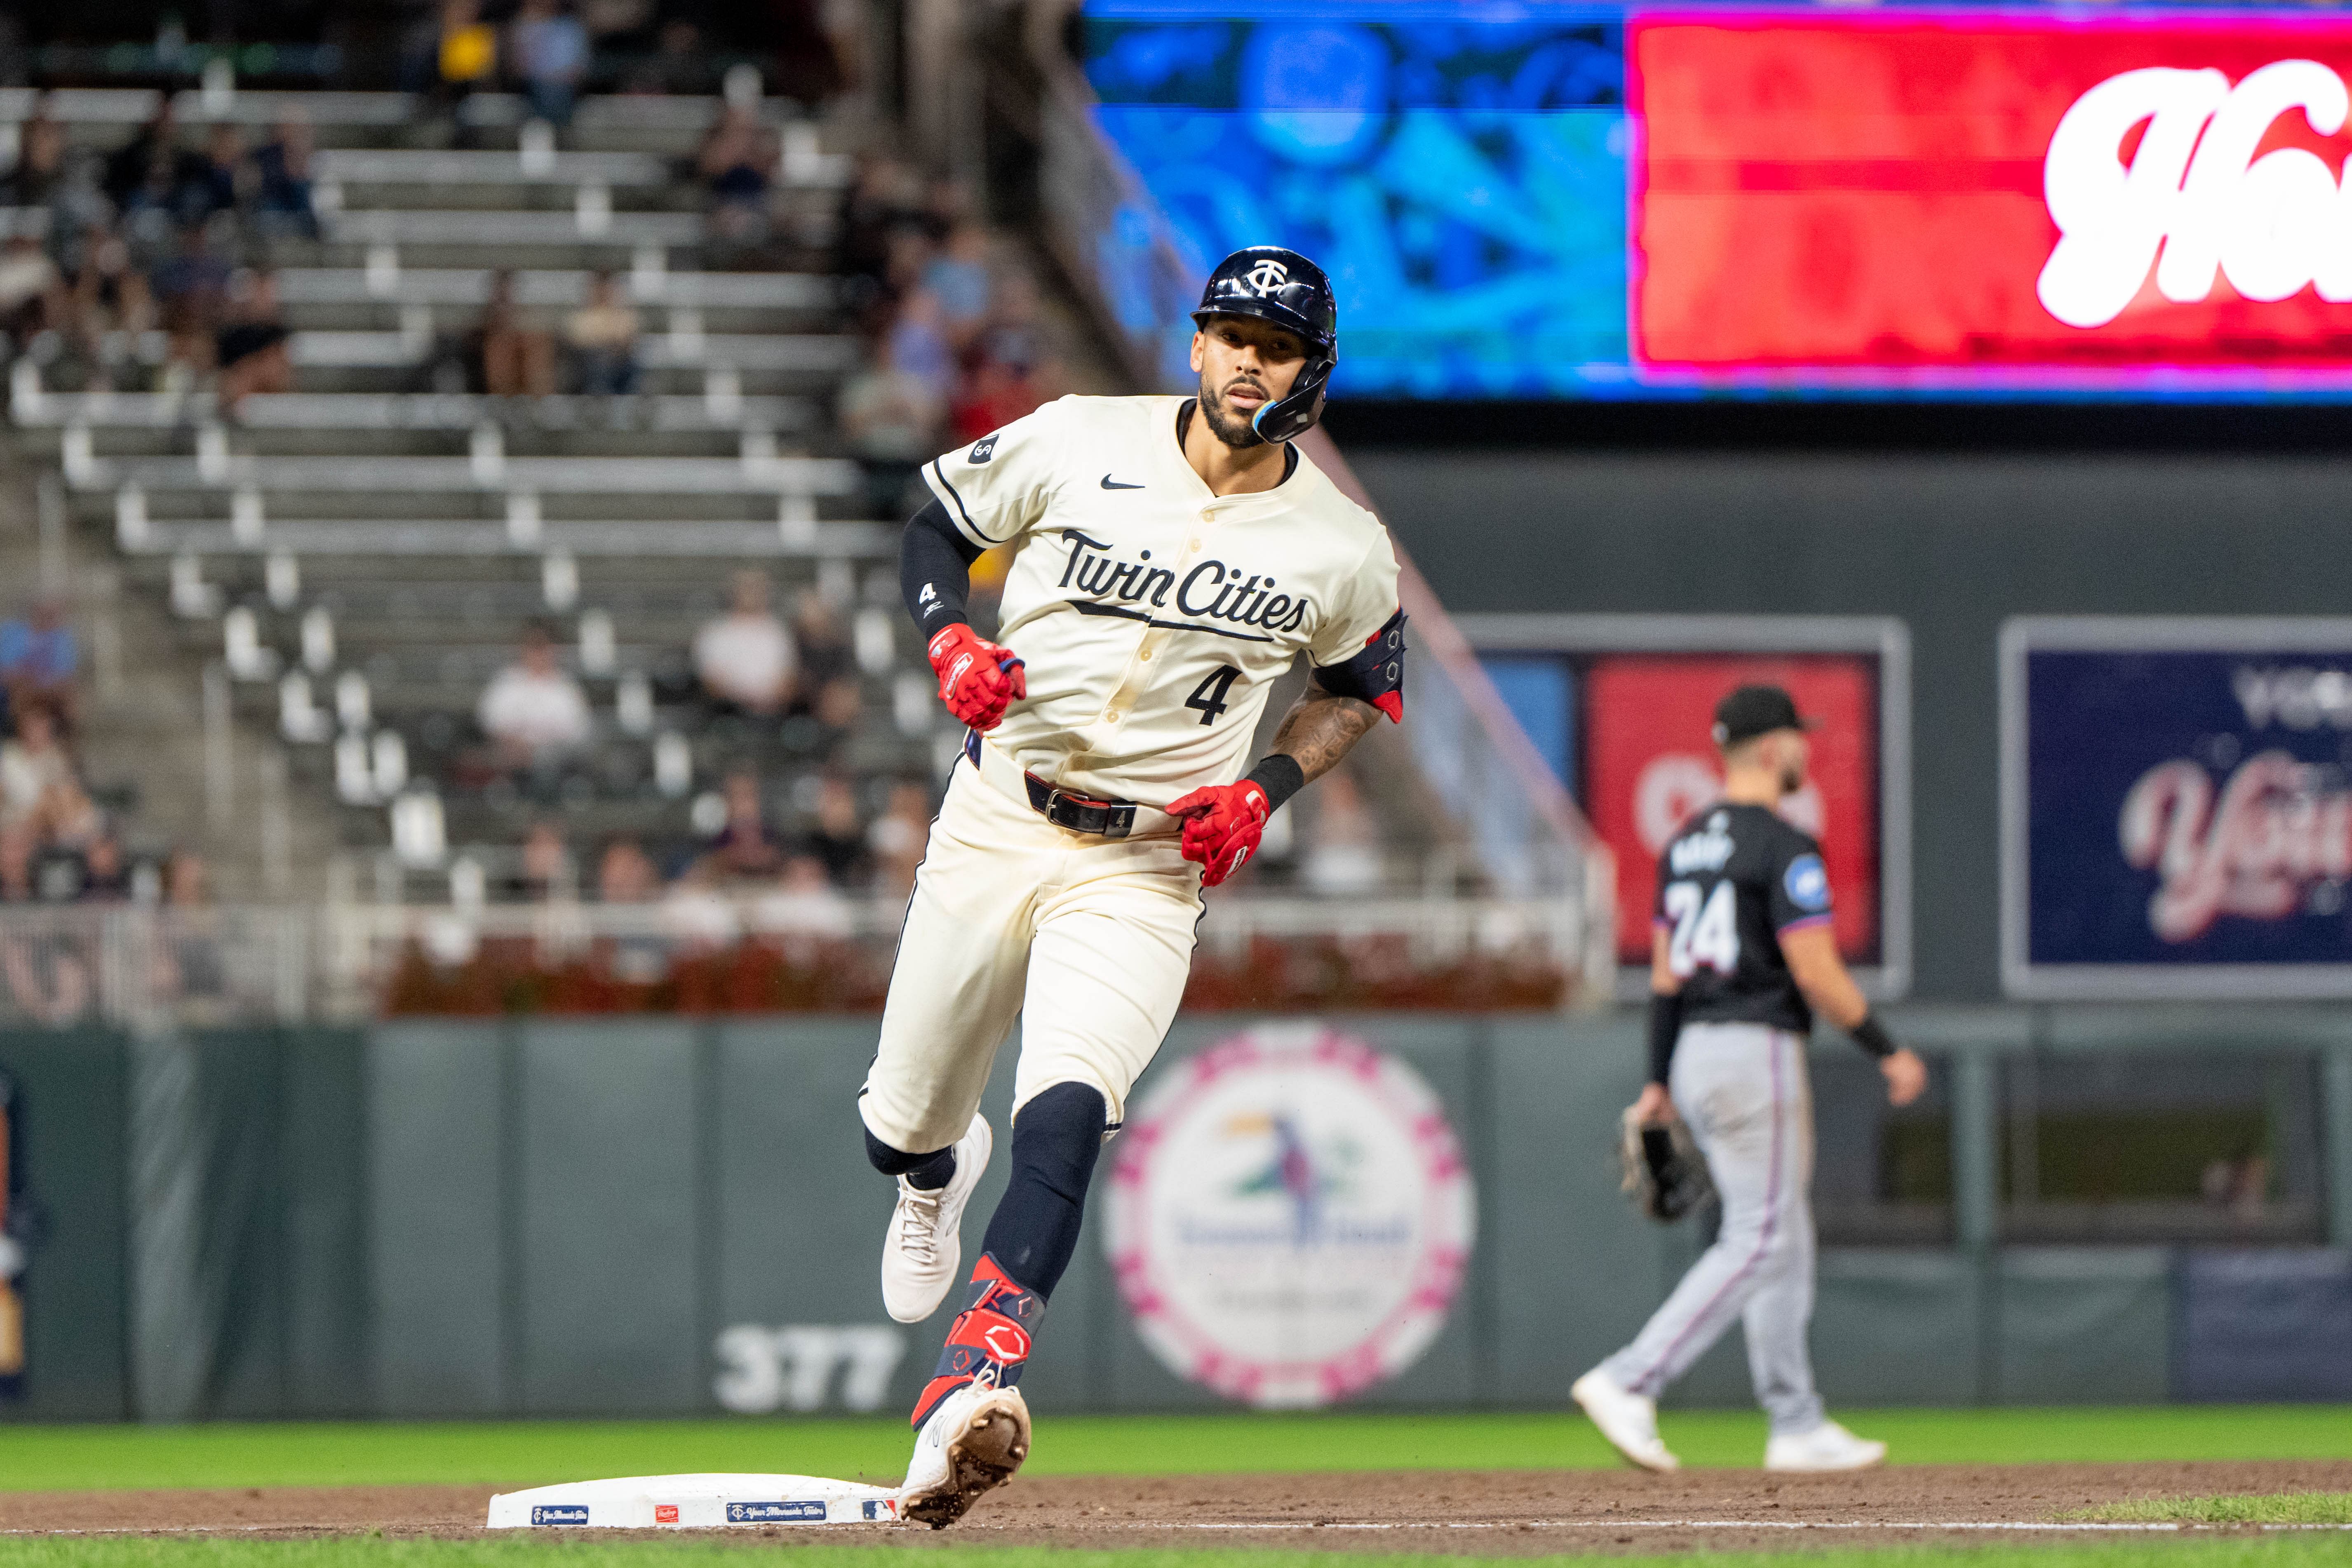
top-left (1185, 665), bottom-right (1242, 726)
top-left (1662, 879), bottom-right (1741, 978)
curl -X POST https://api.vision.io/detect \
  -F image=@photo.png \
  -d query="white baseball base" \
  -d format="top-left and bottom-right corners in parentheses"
top-left (485, 1474), bottom-right (903, 1528)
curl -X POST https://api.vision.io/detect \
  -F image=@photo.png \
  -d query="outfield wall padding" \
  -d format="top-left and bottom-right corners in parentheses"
top-left (0, 1008), bottom-right (2346, 1421)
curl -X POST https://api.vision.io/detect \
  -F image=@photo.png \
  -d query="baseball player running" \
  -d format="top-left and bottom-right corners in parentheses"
top-left (860, 246), bottom-right (1405, 1525)
top-left (1573, 684), bottom-right (1927, 1474)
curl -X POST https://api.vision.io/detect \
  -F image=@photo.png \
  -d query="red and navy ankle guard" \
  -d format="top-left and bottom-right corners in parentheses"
top-left (910, 1253), bottom-right (1043, 1428)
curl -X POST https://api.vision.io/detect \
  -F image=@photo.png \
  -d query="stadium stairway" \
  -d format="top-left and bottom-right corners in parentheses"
top-left (4, 88), bottom-right (945, 899)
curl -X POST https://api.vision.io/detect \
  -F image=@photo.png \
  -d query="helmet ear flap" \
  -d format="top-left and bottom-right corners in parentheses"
top-left (1248, 352), bottom-right (1334, 444)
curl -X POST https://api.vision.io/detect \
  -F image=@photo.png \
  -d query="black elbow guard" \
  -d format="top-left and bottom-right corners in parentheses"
top-left (1311, 609), bottom-right (1407, 722)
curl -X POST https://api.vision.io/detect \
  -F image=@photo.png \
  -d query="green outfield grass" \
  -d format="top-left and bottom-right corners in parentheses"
top-left (5, 1539), bottom-right (2352, 1568)
top-left (0, 1406), bottom-right (2348, 1493)
top-left (2071, 1494), bottom-right (2352, 1525)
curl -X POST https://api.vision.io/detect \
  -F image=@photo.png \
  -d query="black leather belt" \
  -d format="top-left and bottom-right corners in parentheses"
top-left (1022, 773), bottom-right (1137, 839)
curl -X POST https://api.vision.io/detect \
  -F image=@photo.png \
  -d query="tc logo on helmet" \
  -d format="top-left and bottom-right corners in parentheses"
top-left (1243, 258), bottom-right (1290, 295)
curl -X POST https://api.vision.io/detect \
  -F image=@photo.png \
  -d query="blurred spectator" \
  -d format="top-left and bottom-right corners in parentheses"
top-left (1302, 770), bottom-right (1384, 896)
top-left (952, 353), bottom-right (1055, 448)
top-left (103, 100), bottom-right (197, 216)
top-left (597, 833), bottom-right (668, 984)
top-left (980, 268), bottom-right (1050, 376)
top-left (562, 270), bottom-right (639, 395)
top-left (868, 778), bottom-right (931, 898)
top-left (511, 0), bottom-right (592, 131)
top-left (472, 269), bottom-right (555, 396)
top-left (150, 224), bottom-right (232, 394)
top-left (804, 774), bottom-right (871, 889)
top-left (3, 108), bottom-right (63, 207)
top-left (697, 106), bottom-right (774, 246)
top-left (702, 769), bottom-right (787, 881)
top-left (811, 676), bottom-right (863, 755)
top-left (623, 18), bottom-right (716, 96)
top-left (924, 224), bottom-right (992, 348)
top-left (888, 289), bottom-right (956, 409)
top-left (248, 114), bottom-right (318, 240)
top-left (790, 589), bottom-right (854, 689)
top-left (694, 569), bottom-right (797, 717)
top-left (186, 124), bottom-right (244, 228)
top-left (0, 597), bottom-right (76, 732)
top-left (660, 860), bottom-right (739, 951)
top-left (835, 153), bottom-right (921, 292)
top-left (839, 335), bottom-right (943, 516)
top-left (0, 705), bottom-right (95, 901)
top-left (63, 226), bottom-right (154, 382)
top-left (156, 848), bottom-right (227, 1004)
top-left (214, 268), bottom-right (293, 418)
top-left (0, 235), bottom-right (61, 352)
top-left (76, 825), bottom-right (130, 903)
top-left (477, 624), bottom-right (593, 769)
top-left (597, 834), bottom-right (660, 902)
top-left (516, 820), bottom-right (572, 900)
top-left (435, 0), bottom-right (501, 143)
top-left (752, 854), bottom-right (853, 943)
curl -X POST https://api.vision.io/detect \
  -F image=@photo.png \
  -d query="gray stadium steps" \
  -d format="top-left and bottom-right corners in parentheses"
top-left (16, 391), bottom-right (818, 435)
top-left (70, 453), bottom-right (864, 494)
top-left (108, 520), bottom-right (893, 557)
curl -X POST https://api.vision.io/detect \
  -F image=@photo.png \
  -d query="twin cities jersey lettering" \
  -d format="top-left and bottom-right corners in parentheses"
top-left (924, 395), bottom-right (1401, 804)
top-left (1652, 802), bottom-right (1835, 1034)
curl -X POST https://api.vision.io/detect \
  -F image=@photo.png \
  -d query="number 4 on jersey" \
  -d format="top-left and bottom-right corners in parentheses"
top-left (1185, 665), bottom-right (1241, 726)
top-left (1663, 879), bottom-right (1740, 978)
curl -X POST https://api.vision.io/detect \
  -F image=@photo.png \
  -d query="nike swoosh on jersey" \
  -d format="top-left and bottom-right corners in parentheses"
top-left (1099, 475), bottom-right (1145, 490)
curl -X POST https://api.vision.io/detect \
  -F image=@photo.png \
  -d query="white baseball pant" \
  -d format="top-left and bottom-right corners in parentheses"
top-left (1600, 1021), bottom-right (1826, 1437)
top-left (858, 745), bottom-right (1203, 1155)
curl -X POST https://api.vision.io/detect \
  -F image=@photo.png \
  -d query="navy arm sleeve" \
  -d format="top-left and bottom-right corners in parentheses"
top-left (901, 496), bottom-right (987, 641)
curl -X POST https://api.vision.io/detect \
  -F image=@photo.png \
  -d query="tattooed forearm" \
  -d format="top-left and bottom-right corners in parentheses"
top-left (1270, 680), bottom-right (1380, 785)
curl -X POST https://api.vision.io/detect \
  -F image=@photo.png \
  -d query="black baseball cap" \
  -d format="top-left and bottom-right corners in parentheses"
top-left (1712, 684), bottom-right (1815, 747)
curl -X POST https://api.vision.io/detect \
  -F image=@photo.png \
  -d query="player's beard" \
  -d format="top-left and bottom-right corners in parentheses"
top-left (1779, 760), bottom-right (1805, 795)
top-left (1196, 371), bottom-right (1270, 449)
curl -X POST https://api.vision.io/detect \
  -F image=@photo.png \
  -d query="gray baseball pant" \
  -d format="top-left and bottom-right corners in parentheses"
top-left (1600, 1021), bottom-right (1826, 1437)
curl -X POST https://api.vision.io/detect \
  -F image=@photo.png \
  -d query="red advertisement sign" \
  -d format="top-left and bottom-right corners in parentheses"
top-left (1631, 12), bottom-right (2352, 373)
top-left (1583, 656), bottom-right (1880, 964)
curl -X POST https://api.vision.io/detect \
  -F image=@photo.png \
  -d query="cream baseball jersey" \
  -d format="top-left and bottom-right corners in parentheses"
top-left (924, 394), bottom-right (1402, 804)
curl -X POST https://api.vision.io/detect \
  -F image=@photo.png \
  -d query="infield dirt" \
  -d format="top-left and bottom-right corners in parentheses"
top-left (4, 1462), bottom-right (2350, 1554)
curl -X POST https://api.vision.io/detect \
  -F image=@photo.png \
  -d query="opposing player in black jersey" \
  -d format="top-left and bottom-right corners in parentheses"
top-left (1573, 684), bottom-right (1927, 1474)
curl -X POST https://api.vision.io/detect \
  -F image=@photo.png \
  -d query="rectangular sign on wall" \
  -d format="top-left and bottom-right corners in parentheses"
top-left (1460, 616), bottom-right (1910, 999)
top-left (2003, 618), bottom-right (2352, 998)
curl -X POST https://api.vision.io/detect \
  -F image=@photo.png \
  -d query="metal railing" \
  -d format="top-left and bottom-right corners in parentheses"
top-left (0, 906), bottom-right (312, 1032)
top-left (0, 896), bottom-right (1593, 1025)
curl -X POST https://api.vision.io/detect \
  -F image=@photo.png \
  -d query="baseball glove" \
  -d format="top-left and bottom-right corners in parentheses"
top-left (1620, 1107), bottom-right (1714, 1223)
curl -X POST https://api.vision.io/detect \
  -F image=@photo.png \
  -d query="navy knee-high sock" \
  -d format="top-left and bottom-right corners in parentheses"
top-left (980, 1082), bottom-right (1105, 1298)
top-left (910, 1082), bottom-right (1105, 1425)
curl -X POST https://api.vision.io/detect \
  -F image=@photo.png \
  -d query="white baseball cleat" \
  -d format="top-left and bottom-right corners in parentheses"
top-left (1572, 1368), bottom-right (1680, 1473)
top-left (881, 1115), bottom-right (992, 1324)
top-left (1765, 1420), bottom-right (1887, 1472)
top-left (899, 1379), bottom-right (1031, 1528)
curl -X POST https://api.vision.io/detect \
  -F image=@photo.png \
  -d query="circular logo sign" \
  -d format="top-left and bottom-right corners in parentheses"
top-left (1104, 1025), bottom-right (1476, 1408)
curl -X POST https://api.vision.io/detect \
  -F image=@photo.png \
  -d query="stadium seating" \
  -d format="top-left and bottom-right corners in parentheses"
top-left (9, 87), bottom-right (945, 898)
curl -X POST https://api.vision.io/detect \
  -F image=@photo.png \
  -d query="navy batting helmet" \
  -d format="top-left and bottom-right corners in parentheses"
top-left (1191, 246), bottom-right (1337, 444)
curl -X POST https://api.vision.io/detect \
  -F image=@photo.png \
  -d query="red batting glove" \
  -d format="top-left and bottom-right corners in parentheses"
top-left (927, 623), bottom-right (1026, 731)
top-left (1168, 779), bottom-right (1271, 888)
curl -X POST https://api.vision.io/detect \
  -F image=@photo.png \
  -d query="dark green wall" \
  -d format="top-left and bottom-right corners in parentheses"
top-left (0, 1031), bottom-right (127, 1419)
top-left (1349, 448), bottom-right (2352, 1001)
